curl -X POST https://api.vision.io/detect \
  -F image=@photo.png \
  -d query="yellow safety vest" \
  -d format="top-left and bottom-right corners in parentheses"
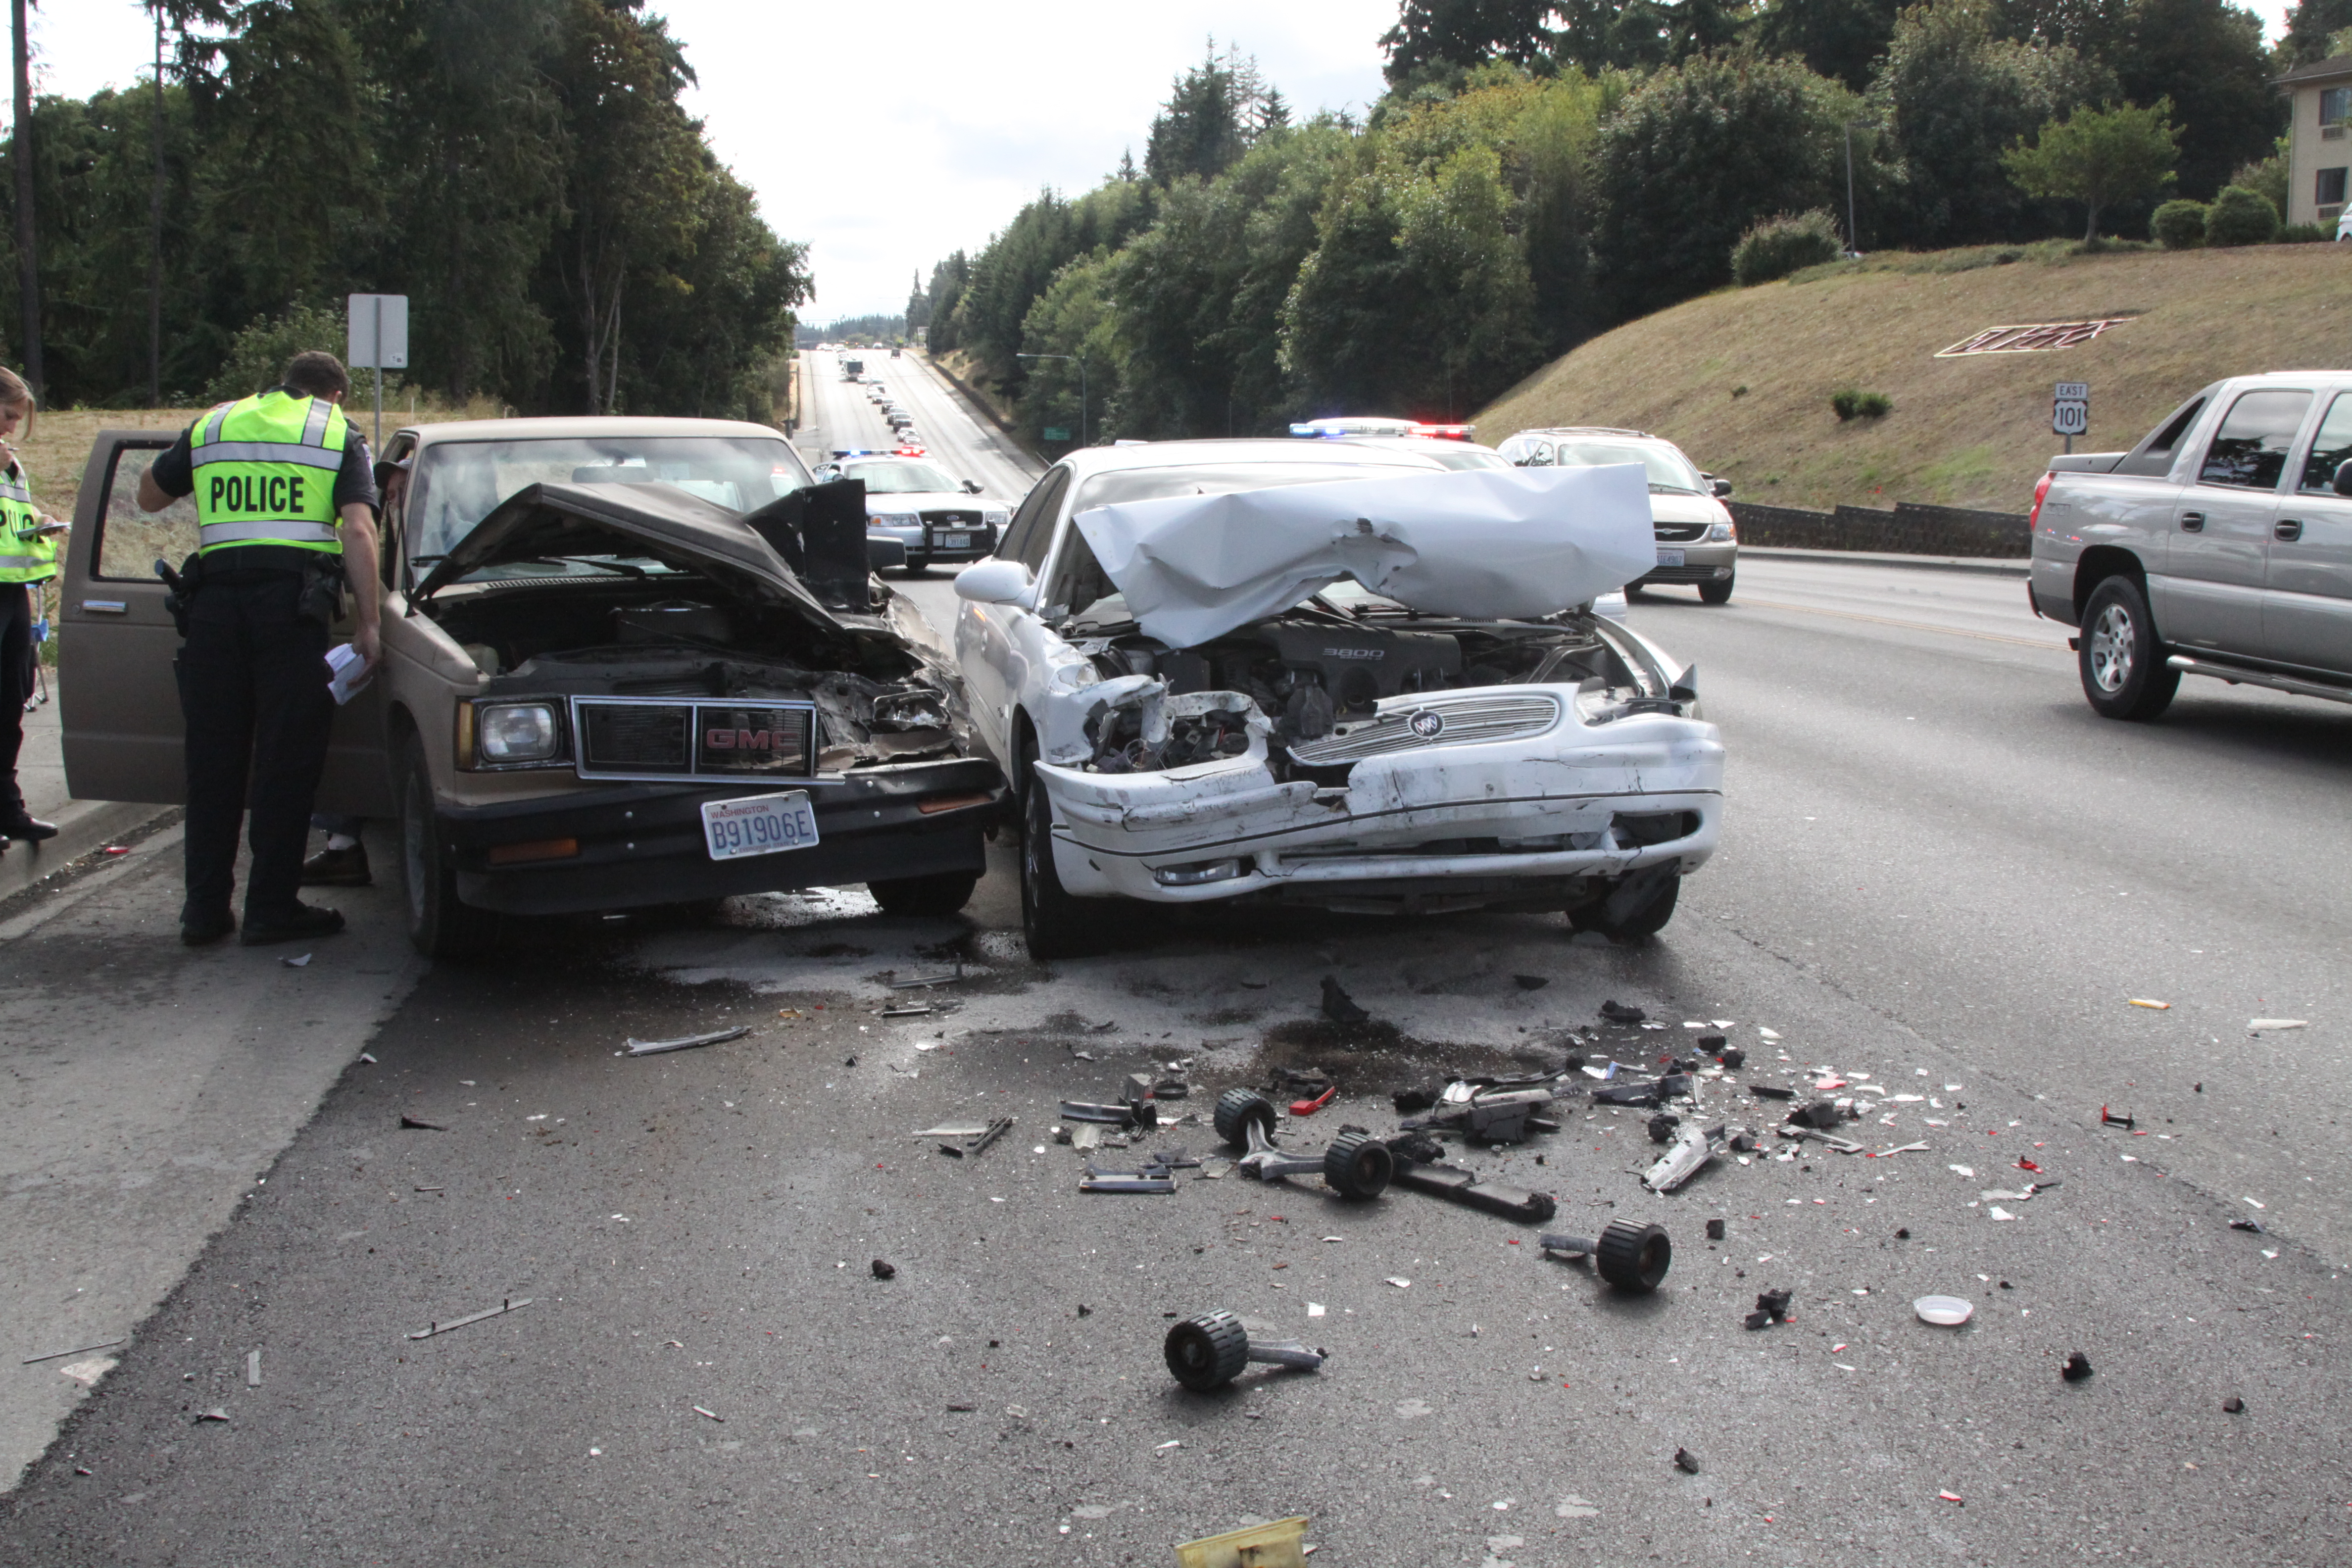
top-left (189, 390), bottom-right (350, 555)
top-left (0, 459), bottom-right (54, 583)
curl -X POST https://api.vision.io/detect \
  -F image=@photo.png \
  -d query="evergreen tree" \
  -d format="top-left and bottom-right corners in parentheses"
top-left (1380, 0), bottom-right (1561, 84)
top-left (1145, 45), bottom-right (1245, 184)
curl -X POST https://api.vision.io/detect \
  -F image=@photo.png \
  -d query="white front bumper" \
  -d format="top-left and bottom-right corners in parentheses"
top-left (1032, 693), bottom-right (1722, 907)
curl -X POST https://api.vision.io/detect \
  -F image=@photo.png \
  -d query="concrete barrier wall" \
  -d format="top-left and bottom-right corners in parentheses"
top-left (1728, 500), bottom-right (2030, 558)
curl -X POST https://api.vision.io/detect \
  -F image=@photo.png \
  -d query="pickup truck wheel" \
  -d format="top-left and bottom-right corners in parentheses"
top-left (2079, 576), bottom-right (2179, 721)
top-left (1698, 574), bottom-right (1735, 605)
top-left (1569, 865), bottom-right (1680, 941)
top-left (397, 736), bottom-right (502, 960)
top-left (1019, 740), bottom-right (1108, 960)
top-left (868, 870), bottom-right (979, 917)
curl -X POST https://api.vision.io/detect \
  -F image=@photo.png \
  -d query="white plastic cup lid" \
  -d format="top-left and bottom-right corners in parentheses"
top-left (1914, 1295), bottom-right (1974, 1326)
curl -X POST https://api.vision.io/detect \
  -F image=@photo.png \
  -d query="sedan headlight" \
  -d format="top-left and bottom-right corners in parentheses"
top-left (478, 702), bottom-right (559, 763)
top-left (981, 508), bottom-right (1011, 528)
top-left (1707, 520), bottom-right (1737, 542)
top-left (869, 511), bottom-right (919, 529)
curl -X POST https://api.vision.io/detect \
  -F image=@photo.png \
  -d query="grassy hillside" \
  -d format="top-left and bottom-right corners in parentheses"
top-left (1474, 241), bottom-right (2352, 515)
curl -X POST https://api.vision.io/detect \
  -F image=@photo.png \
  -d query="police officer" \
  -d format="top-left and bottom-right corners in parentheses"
top-left (138, 350), bottom-right (382, 946)
top-left (0, 365), bottom-right (62, 850)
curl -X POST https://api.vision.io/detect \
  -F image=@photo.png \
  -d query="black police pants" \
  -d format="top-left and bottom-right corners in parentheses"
top-left (0, 581), bottom-right (31, 815)
top-left (176, 573), bottom-right (333, 926)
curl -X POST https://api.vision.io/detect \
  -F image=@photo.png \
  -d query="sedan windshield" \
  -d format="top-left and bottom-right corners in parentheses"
top-left (407, 436), bottom-right (811, 564)
top-left (1550, 441), bottom-right (1704, 494)
top-left (844, 461), bottom-right (961, 494)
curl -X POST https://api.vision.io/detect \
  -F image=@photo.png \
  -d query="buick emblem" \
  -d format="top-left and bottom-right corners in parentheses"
top-left (1408, 709), bottom-right (1445, 738)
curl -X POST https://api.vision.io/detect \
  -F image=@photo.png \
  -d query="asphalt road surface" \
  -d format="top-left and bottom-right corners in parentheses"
top-left (3, 368), bottom-right (2349, 1566)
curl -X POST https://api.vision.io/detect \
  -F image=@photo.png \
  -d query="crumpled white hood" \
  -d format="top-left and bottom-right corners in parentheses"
top-left (1073, 464), bottom-right (1656, 648)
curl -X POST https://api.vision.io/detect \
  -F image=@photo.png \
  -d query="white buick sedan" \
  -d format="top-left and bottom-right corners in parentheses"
top-left (950, 440), bottom-right (1724, 958)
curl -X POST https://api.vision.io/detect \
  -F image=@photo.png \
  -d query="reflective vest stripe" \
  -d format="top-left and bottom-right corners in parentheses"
top-left (301, 399), bottom-right (331, 445)
top-left (201, 404), bottom-right (234, 446)
top-left (190, 441), bottom-right (345, 471)
top-left (197, 519), bottom-right (341, 546)
top-left (0, 554), bottom-right (41, 570)
top-left (0, 482), bottom-right (27, 502)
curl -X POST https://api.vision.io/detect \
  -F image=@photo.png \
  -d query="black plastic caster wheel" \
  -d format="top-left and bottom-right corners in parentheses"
top-left (1594, 1219), bottom-right (1672, 1291)
top-left (1213, 1088), bottom-right (1276, 1149)
top-left (1321, 1131), bottom-right (1393, 1199)
top-left (1165, 1310), bottom-right (1250, 1391)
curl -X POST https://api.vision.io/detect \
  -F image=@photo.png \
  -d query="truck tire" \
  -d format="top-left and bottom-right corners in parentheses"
top-left (1019, 739), bottom-right (1107, 960)
top-left (2079, 575), bottom-right (2179, 721)
top-left (397, 735), bottom-right (502, 960)
top-left (868, 871), bottom-right (979, 917)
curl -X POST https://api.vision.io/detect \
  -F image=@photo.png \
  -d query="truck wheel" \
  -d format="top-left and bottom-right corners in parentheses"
top-left (1593, 1219), bottom-right (1672, 1292)
top-left (2079, 576), bottom-right (2179, 720)
top-left (903, 556), bottom-right (931, 576)
top-left (1322, 1131), bottom-right (1393, 1199)
top-left (397, 735), bottom-right (502, 961)
top-left (1164, 1311), bottom-right (1249, 1391)
top-left (1019, 740), bottom-right (1108, 960)
top-left (1698, 573), bottom-right (1735, 605)
top-left (868, 871), bottom-right (979, 917)
top-left (1213, 1088), bottom-right (1277, 1149)
top-left (1570, 865), bottom-right (1680, 940)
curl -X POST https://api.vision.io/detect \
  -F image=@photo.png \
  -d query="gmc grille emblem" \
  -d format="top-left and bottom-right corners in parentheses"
top-left (706, 729), bottom-right (778, 751)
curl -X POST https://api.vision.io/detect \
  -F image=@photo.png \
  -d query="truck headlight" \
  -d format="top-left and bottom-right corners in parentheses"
top-left (478, 702), bottom-right (559, 763)
top-left (1707, 521), bottom-right (1736, 542)
top-left (870, 511), bottom-right (919, 529)
top-left (981, 508), bottom-right (1010, 528)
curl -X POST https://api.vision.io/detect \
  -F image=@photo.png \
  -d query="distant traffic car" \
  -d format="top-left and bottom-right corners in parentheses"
top-left (816, 452), bottom-right (1013, 573)
top-left (1498, 428), bottom-right (1739, 604)
top-left (949, 438), bottom-right (1719, 958)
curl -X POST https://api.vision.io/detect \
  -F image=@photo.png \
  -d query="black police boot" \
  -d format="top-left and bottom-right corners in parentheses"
top-left (301, 841), bottom-right (372, 887)
top-left (0, 812), bottom-right (56, 841)
top-left (239, 902), bottom-right (347, 947)
top-left (181, 908), bottom-right (237, 946)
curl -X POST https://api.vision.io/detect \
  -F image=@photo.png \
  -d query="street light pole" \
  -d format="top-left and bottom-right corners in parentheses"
top-left (1844, 121), bottom-right (1858, 256)
top-left (1016, 352), bottom-right (1086, 448)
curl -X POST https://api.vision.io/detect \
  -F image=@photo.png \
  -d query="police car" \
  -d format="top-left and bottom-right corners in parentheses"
top-left (816, 451), bottom-right (1012, 573)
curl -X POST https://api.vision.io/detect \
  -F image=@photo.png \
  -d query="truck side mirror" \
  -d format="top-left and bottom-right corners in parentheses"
top-left (2335, 458), bottom-right (2352, 497)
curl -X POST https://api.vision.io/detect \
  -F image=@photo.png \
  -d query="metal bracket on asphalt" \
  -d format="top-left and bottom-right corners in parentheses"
top-left (625, 1026), bottom-right (747, 1057)
top-left (408, 1297), bottom-right (533, 1339)
top-left (942, 1117), bottom-right (1013, 1159)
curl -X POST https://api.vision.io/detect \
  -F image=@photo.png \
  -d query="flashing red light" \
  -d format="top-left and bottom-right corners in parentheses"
top-left (1408, 423), bottom-right (1475, 441)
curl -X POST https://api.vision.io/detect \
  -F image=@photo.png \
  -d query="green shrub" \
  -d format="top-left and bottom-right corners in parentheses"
top-left (1831, 388), bottom-right (1893, 420)
top-left (2204, 185), bottom-right (2280, 247)
top-left (205, 299), bottom-right (393, 406)
top-left (1731, 209), bottom-right (1844, 287)
top-left (2278, 222), bottom-right (2328, 244)
top-left (2150, 199), bottom-right (2207, 249)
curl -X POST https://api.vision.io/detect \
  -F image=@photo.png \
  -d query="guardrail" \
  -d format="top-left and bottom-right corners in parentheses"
top-left (1726, 500), bottom-right (2030, 558)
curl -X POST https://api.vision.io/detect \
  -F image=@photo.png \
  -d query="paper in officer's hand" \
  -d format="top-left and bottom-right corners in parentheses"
top-left (326, 643), bottom-right (373, 706)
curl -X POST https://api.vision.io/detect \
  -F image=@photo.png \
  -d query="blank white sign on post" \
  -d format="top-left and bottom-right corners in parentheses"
top-left (347, 294), bottom-right (409, 370)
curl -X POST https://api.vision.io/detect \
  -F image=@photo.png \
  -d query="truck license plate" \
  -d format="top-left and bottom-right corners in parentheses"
top-left (936, 532), bottom-right (970, 549)
top-left (700, 790), bottom-right (820, 861)
top-left (1655, 548), bottom-right (1686, 567)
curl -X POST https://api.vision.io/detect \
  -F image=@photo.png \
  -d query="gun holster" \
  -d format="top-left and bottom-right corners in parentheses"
top-left (156, 552), bottom-right (200, 639)
top-left (297, 556), bottom-right (348, 626)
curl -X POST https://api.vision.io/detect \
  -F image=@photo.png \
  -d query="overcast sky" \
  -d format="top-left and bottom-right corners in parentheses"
top-left (18, 0), bottom-right (2296, 321)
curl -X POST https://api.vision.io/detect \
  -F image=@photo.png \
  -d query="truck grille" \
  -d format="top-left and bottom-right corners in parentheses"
top-left (573, 697), bottom-right (817, 782)
top-left (1286, 692), bottom-right (1562, 764)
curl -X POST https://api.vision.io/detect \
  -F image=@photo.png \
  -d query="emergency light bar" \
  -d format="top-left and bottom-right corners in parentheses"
top-left (1287, 416), bottom-right (1474, 440)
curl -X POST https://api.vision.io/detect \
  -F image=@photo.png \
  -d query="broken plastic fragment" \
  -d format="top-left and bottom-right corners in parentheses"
top-left (625, 1026), bottom-right (748, 1057)
top-left (871, 1259), bottom-right (897, 1279)
top-left (1913, 1295), bottom-right (1973, 1326)
top-left (1600, 1000), bottom-right (1646, 1024)
top-left (280, 952), bottom-right (312, 968)
top-left (2126, 999), bottom-right (2169, 1010)
top-left (2247, 1019), bottom-right (2308, 1032)
top-left (2061, 1351), bottom-right (2093, 1381)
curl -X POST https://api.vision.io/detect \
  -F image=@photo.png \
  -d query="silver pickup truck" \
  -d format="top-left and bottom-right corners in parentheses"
top-left (2031, 371), bottom-right (2352, 718)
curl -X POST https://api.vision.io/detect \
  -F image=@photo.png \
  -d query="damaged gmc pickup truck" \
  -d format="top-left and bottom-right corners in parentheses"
top-left (952, 440), bottom-right (1724, 958)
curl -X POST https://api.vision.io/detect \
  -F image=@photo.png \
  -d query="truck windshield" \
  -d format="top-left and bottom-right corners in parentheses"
top-left (407, 435), bottom-right (810, 563)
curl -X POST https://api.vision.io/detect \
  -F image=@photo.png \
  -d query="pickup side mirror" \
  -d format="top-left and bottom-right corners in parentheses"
top-left (2335, 458), bottom-right (2352, 497)
top-left (954, 558), bottom-right (1036, 608)
top-left (963, 480), bottom-right (982, 494)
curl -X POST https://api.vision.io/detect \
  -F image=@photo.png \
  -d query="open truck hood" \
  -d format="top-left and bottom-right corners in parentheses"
top-left (1072, 464), bottom-right (1657, 648)
top-left (411, 481), bottom-right (850, 639)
